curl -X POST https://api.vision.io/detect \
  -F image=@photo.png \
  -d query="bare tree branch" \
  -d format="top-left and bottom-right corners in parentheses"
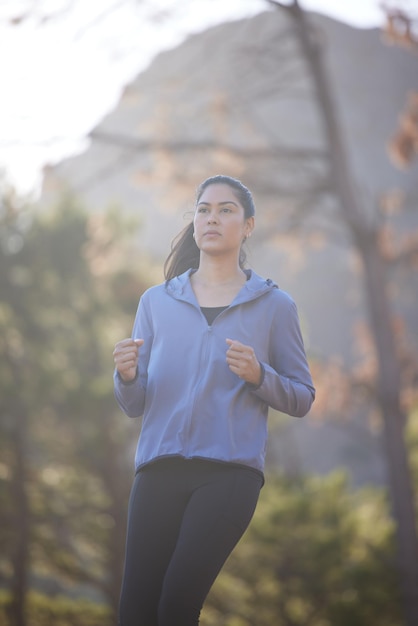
top-left (1, 0), bottom-right (74, 26)
top-left (90, 129), bottom-right (328, 160)
top-left (73, 0), bottom-right (131, 41)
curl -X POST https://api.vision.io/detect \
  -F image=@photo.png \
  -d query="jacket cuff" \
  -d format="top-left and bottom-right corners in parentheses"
top-left (115, 368), bottom-right (139, 386)
top-left (246, 362), bottom-right (265, 391)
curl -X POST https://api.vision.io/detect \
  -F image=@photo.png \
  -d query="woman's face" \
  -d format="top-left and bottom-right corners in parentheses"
top-left (193, 184), bottom-right (254, 258)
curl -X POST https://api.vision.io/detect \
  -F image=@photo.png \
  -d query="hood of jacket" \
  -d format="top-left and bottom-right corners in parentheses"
top-left (165, 268), bottom-right (278, 307)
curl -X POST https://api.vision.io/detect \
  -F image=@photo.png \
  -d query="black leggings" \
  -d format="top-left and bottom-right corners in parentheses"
top-left (118, 457), bottom-right (262, 626)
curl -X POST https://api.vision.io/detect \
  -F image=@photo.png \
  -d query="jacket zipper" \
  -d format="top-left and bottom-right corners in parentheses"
top-left (184, 321), bottom-right (212, 457)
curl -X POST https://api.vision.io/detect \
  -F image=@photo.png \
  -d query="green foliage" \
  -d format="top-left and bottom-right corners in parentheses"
top-left (202, 472), bottom-right (401, 626)
top-left (0, 191), bottom-right (151, 623)
top-left (0, 591), bottom-right (112, 626)
top-left (406, 405), bottom-right (418, 489)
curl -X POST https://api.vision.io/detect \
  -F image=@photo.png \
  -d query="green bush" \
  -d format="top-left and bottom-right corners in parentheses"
top-left (0, 591), bottom-right (112, 626)
top-left (202, 471), bottom-right (401, 626)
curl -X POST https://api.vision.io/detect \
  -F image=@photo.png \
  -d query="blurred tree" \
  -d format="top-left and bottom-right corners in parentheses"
top-left (0, 185), bottom-right (152, 625)
top-left (382, 6), bottom-right (418, 167)
top-left (265, 2), bottom-right (418, 625)
top-left (202, 471), bottom-right (401, 626)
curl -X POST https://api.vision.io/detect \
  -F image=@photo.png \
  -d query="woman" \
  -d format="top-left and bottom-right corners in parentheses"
top-left (113, 174), bottom-right (315, 626)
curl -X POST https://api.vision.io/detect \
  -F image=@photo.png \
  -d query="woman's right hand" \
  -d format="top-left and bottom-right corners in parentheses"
top-left (113, 338), bottom-right (144, 382)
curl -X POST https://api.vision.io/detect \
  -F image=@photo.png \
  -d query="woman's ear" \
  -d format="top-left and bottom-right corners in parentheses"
top-left (245, 216), bottom-right (255, 239)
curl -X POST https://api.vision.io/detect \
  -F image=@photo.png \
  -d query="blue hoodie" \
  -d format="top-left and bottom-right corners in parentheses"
top-left (114, 269), bottom-right (315, 475)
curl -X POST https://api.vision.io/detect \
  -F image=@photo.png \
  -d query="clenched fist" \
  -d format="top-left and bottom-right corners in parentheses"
top-left (225, 338), bottom-right (262, 386)
top-left (113, 338), bottom-right (144, 383)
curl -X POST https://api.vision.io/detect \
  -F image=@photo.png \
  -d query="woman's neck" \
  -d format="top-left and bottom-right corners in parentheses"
top-left (191, 260), bottom-right (247, 307)
top-left (192, 258), bottom-right (246, 287)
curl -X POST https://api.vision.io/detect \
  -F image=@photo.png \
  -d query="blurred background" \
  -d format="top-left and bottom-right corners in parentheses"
top-left (1, 1), bottom-right (417, 625)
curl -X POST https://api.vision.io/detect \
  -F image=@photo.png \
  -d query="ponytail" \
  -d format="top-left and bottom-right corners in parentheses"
top-left (164, 222), bottom-right (199, 281)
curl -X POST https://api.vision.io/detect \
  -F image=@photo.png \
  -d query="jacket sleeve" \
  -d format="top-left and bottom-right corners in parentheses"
top-left (113, 292), bottom-right (153, 418)
top-left (250, 292), bottom-right (315, 417)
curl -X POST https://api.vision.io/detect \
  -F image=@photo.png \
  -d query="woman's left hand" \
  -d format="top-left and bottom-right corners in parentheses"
top-left (225, 338), bottom-right (262, 386)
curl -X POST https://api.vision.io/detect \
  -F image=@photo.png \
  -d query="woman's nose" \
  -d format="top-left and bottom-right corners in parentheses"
top-left (207, 212), bottom-right (218, 223)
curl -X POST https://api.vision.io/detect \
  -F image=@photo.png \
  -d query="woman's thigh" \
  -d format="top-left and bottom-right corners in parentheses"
top-left (118, 465), bottom-right (190, 626)
top-left (158, 466), bottom-right (262, 626)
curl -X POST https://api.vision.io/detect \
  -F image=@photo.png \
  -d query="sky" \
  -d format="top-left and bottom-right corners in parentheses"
top-left (0, 0), bottom-right (405, 196)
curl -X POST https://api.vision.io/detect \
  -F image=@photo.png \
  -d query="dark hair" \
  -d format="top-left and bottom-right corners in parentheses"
top-left (196, 175), bottom-right (255, 219)
top-left (164, 175), bottom-right (255, 281)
